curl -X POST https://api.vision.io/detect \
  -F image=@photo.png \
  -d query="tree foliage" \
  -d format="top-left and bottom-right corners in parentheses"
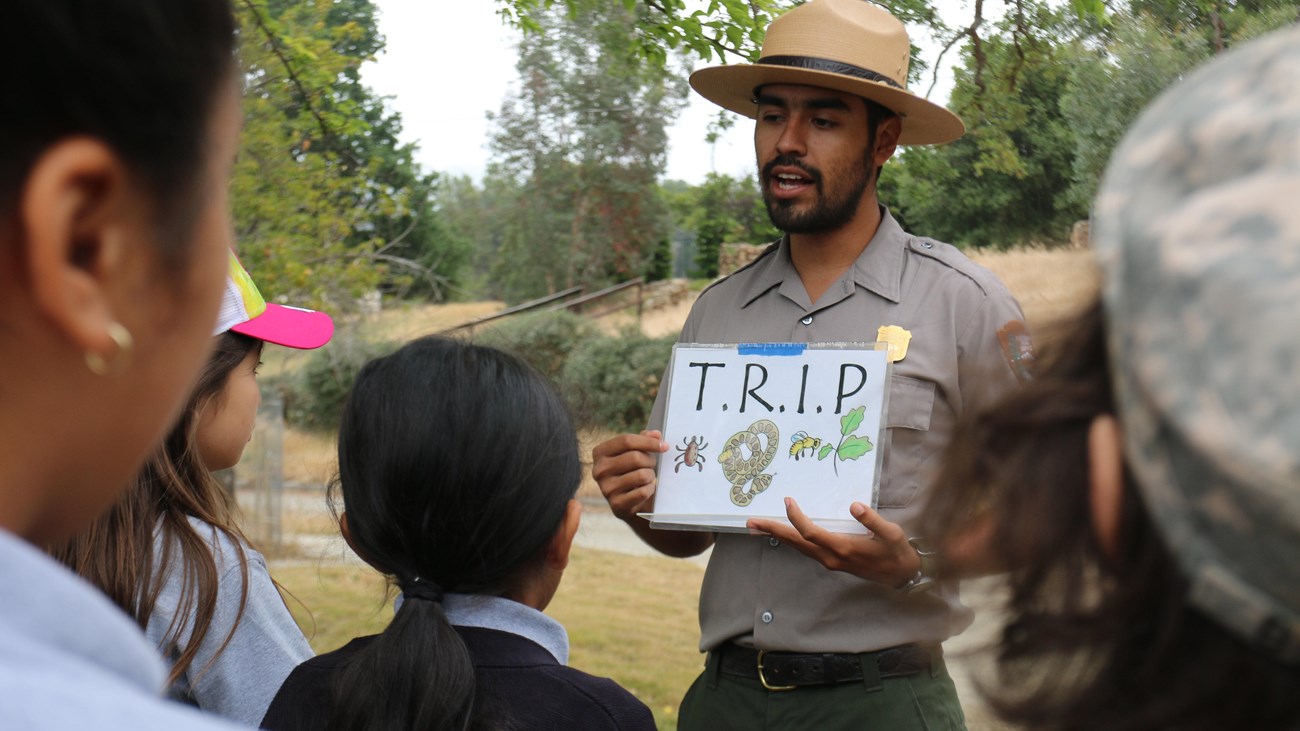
top-left (887, 3), bottom-right (1086, 248)
top-left (470, 0), bottom-right (1300, 262)
top-left (494, 0), bottom-right (1118, 101)
top-left (478, 3), bottom-right (688, 303)
top-left (663, 174), bottom-right (779, 278)
top-left (232, 0), bottom-right (466, 310)
top-left (886, 0), bottom-right (1296, 248)
top-left (496, 0), bottom-right (786, 66)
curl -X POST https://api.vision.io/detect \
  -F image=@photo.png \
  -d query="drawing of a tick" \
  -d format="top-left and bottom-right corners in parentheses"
top-left (789, 431), bottom-right (822, 460)
top-left (675, 435), bottom-right (709, 473)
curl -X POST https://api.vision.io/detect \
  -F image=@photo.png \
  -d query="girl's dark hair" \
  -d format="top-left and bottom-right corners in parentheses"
top-left (327, 336), bottom-right (583, 731)
top-left (54, 332), bottom-right (263, 686)
top-left (1, 0), bottom-right (236, 257)
top-left (923, 299), bottom-right (1300, 730)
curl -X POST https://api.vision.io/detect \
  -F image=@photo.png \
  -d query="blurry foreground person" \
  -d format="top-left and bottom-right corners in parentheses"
top-left (922, 27), bottom-right (1300, 730)
top-left (0, 1), bottom-right (247, 729)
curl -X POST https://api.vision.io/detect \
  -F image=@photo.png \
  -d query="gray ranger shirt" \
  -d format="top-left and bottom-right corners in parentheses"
top-left (649, 208), bottom-right (1026, 653)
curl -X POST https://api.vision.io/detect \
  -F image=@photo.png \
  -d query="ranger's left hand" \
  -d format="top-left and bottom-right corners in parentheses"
top-left (747, 498), bottom-right (921, 588)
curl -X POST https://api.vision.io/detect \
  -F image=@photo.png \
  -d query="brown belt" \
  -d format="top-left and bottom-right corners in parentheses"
top-left (715, 642), bottom-right (933, 691)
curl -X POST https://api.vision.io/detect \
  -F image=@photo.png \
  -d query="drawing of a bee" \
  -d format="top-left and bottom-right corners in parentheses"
top-left (789, 431), bottom-right (821, 460)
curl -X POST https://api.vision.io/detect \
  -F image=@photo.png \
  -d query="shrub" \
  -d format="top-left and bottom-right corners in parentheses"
top-left (283, 331), bottom-right (397, 432)
top-left (472, 310), bottom-right (599, 381)
top-left (281, 311), bottom-right (675, 436)
top-left (559, 327), bottom-right (676, 432)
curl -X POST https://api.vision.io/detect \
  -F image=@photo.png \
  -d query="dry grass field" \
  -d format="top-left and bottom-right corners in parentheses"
top-left (969, 246), bottom-right (1097, 330)
top-left (275, 547), bottom-right (705, 730)
top-left (361, 300), bottom-right (506, 342)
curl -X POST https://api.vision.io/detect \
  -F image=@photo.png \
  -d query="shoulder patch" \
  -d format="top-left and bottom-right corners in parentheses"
top-left (997, 319), bottom-right (1035, 381)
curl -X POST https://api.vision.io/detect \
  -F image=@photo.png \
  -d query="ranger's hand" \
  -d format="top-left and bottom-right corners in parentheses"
top-left (747, 498), bottom-right (921, 588)
top-left (592, 430), bottom-right (668, 524)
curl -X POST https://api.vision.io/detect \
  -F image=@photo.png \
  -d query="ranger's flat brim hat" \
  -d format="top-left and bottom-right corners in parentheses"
top-left (690, 0), bottom-right (964, 145)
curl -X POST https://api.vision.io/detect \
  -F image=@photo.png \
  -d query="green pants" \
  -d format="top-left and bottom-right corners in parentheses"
top-left (677, 650), bottom-right (968, 731)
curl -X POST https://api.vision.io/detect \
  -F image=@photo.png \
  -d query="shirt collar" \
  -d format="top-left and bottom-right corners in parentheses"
top-left (737, 206), bottom-right (909, 308)
top-left (440, 594), bottom-right (570, 665)
top-left (850, 208), bottom-right (907, 304)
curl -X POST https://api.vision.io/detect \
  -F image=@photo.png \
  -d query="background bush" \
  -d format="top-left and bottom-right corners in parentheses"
top-left (559, 327), bottom-right (675, 432)
top-left (282, 312), bottom-right (673, 434)
top-left (472, 310), bottom-right (599, 381)
top-left (282, 330), bottom-right (397, 432)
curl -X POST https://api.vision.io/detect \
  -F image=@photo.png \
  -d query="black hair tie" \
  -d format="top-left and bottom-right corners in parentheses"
top-left (401, 578), bottom-right (445, 604)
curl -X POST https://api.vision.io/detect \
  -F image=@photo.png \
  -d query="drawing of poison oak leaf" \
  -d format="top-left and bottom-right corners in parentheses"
top-left (817, 405), bottom-right (874, 476)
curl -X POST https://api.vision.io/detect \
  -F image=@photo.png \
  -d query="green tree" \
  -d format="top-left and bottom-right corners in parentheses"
top-left (494, 0), bottom-right (1299, 258)
top-left (233, 0), bottom-right (466, 309)
top-left (494, 0), bottom-right (1119, 108)
top-left (887, 3), bottom-right (1086, 248)
top-left (691, 175), bottom-right (739, 278)
top-left (483, 3), bottom-right (688, 303)
top-left (1060, 5), bottom-right (1295, 211)
top-left (664, 174), bottom-right (778, 278)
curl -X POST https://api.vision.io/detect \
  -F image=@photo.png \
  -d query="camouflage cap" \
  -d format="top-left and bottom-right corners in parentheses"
top-left (1092, 26), bottom-right (1300, 665)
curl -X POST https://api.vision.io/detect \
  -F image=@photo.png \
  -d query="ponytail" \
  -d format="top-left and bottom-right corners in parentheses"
top-left (327, 582), bottom-right (481, 731)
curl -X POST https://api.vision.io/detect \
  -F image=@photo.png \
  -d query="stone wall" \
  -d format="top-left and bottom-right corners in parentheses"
top-left (719, 242), bottom-right (772, 275)
top-left (642, 279), bottom-right (692, 310)
top-left (1070, 220), bottom-right (1091, 249)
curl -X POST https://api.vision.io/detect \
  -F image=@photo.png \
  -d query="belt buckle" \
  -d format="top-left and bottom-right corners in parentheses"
top-left (756, 650), bottom-right (798, 691)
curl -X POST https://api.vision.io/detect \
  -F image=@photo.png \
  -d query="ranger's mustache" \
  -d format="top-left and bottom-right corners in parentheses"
top-left (762, 155), bottom-right (822, 184)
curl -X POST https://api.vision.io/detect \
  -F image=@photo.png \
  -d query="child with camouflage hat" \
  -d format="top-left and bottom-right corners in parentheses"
top-left (922, 26), bottom-right (1300, 730)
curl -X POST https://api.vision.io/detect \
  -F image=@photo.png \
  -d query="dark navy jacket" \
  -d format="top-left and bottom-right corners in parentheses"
top-left (260, 627), bottom-right (655, 730)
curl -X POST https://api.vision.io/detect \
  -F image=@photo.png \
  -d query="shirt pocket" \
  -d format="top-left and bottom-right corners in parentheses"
top-left (878, 375), bottom-right (937, 508)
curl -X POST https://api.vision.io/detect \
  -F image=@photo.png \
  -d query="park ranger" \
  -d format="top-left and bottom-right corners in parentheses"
top-left (592, 0), bottom-right (1028, 728)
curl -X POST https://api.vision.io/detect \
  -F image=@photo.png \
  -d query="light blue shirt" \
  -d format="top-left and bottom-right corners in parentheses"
top-left (394, 592), bottom-right (569, 664)
top-left (0, 528), bottom-right (238, 730)
top-left (147, 517), bottom-right (314, 727)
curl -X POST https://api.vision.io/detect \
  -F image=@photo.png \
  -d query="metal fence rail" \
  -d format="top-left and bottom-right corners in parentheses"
top-left (437, 285), bottom-right (585, 336)
top-left (549, 278), bottom-right (644, 320)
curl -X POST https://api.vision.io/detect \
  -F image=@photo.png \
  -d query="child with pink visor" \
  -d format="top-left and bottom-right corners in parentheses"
top-left (55, 252), bottom-right (334, 726)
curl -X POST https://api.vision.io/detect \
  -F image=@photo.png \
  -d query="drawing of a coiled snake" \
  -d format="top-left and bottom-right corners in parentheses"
top-left (718, 419), bottom-right (779, 507)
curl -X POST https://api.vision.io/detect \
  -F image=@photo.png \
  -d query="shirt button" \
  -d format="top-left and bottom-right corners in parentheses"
top-left (768, 537), bottom-right (780, 548)
top-left (920, 240), bottom-right (934, 249)
top-left (800, 315), bottom-right (813, 326)
top-left (761, 611), bottom-right (774, 624)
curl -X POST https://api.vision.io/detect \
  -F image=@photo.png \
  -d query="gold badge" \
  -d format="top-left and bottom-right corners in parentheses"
top-left (877, 325), bottom-right (912, 363)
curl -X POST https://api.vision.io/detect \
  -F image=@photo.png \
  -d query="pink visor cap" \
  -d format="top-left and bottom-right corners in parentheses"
top-left (213, 251), bottom-right (334, 350)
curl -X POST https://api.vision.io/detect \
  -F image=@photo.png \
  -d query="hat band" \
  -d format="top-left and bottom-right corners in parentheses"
top-left (756, 55), bottom-right (904, 90)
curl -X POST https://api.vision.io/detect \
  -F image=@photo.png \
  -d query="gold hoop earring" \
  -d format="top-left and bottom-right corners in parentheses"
top-left (85, 322), bottom-right (135, 376)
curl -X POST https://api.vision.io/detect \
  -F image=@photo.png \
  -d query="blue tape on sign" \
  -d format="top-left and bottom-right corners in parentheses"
top-left (737, 343), bottom-right (807, 356)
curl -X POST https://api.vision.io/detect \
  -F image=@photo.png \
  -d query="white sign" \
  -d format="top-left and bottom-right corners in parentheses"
top-left (644, 342), bottom-right (890, 534)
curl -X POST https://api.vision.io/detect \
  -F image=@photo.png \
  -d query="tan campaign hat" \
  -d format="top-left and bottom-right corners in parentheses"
top-left (689, 0), bottom-right (965, 145)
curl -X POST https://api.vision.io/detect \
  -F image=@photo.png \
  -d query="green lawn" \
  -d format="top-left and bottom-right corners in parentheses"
top-left (274, 546), bottom-right (705, 730)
